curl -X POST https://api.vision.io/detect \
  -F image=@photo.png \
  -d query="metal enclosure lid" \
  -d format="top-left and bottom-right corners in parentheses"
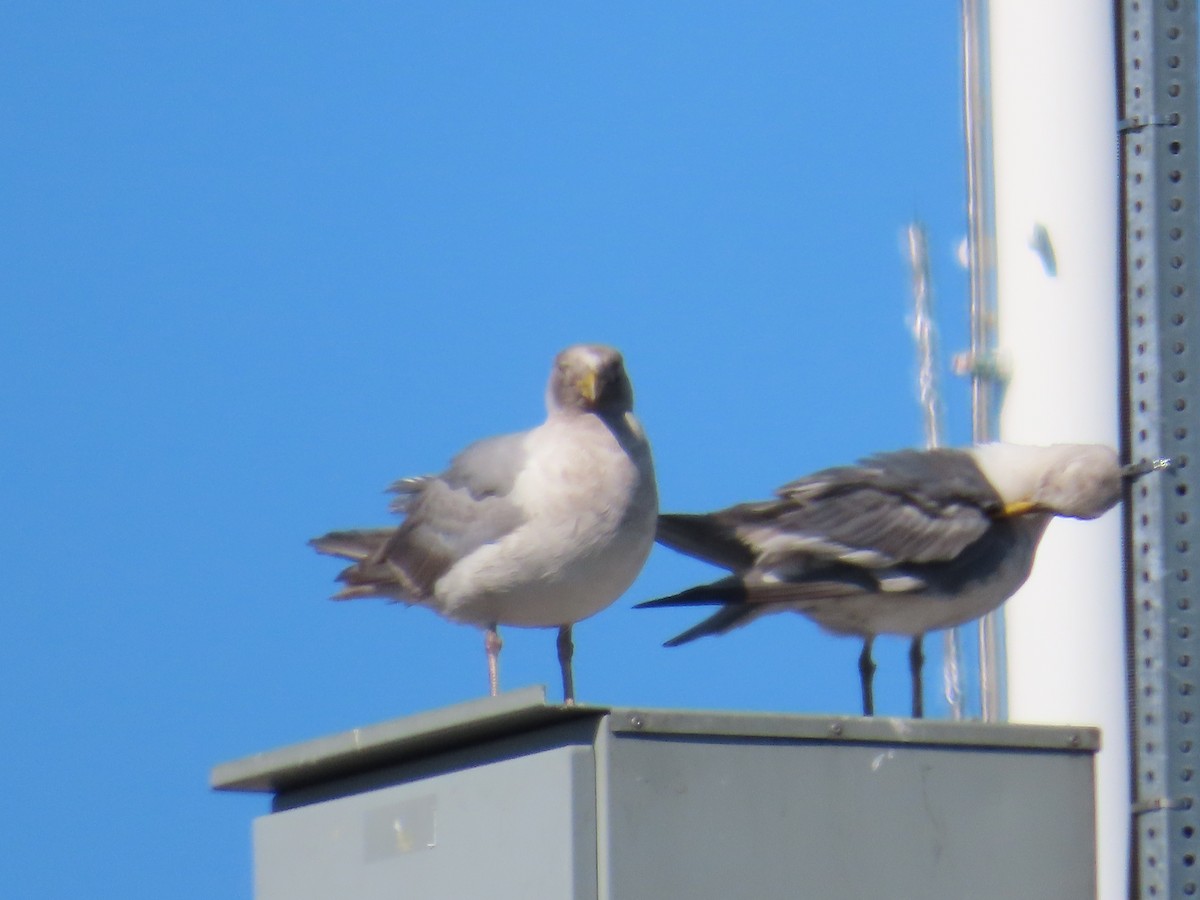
top-left (211, 686), bottom-right (1100, 796)
top-left (210, 687), bottom-right (598, 794)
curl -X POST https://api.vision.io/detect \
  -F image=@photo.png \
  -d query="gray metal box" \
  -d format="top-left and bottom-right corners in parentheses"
top-left (213, 687), bottom-right (1099, 899)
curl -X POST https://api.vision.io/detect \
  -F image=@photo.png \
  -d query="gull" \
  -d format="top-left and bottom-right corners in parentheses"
top-left (311, 344), bottom-right (658, 703)
top-left (638, 443), bottom-right (1149, 717)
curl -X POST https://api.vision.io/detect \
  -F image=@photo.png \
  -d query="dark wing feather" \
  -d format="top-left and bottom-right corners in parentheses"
top-left (636, 571), bottom-right (872, 645)
top-left (374, 439), bottom-right (528, 595)
top-left (388, 432), bottom-right (527, 514)
top-left (767, 448), bottom-right (1003, 565)
top-left (316, 432), bottom-right (530, 601)
top-left (655, 513), bottom-right (758, 570)
top-left (662, 604), bottom-right (762, 647)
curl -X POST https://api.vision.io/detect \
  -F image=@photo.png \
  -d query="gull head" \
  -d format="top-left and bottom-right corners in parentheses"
top-left (1031, 443), bottom-right (1123, 520)
top-left (547, 344), bottom-right (634, 416)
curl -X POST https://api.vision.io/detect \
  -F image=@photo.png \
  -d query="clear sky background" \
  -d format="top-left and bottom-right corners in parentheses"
top-left (2, 4), bottom-right (977, 897)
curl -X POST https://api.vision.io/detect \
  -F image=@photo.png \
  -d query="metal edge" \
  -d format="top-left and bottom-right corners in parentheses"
top-left (210, 686), bottom-right (608, 793)
top-left (607, 706), bottom-right (1101, 752)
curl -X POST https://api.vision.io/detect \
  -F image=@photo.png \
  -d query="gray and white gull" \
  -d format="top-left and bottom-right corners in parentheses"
top-left (311, 344), bottom-right (658, 703)
top-left (638, 443), bottom-right (1147, 717)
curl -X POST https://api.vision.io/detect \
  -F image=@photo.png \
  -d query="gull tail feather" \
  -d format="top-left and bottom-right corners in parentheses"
top-left (309, 528), bottom-right (417, 602)
top-left (309, 528), bottom-right (395, 561)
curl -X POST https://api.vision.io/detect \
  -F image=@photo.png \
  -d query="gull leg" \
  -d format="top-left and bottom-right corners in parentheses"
top-left (858, 637), bottom-right (876, 717)
top-left (485, 625), bottom-right (502, 697)
top-left (909, 636), bottom-right (925, 719)
top-left (557, 625), bottom-right (576, 705)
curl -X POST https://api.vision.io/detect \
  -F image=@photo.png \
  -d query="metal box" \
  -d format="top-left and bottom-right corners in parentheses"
top-left (213, 687), bottom-right (1098, 899)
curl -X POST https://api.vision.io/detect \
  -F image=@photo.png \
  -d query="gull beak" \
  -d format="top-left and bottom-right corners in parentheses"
top-left (1122, 458), bottom-right (1173, 480)
top-left (578, 369), bottom-right (599, 405)
top-left (1002, 499), bottom-right (1040, 517)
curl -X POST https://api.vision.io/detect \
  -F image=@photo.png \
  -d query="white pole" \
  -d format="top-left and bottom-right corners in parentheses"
top-left (986, 2), bottom-right (1124, 898)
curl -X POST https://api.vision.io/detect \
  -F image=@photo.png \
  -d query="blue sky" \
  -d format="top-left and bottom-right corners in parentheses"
top-left (2, 4), bottom-right (973, 897)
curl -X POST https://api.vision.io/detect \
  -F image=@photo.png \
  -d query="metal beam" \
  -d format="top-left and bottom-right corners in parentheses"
top-left (1120, 0), bottom-right (1200, 896)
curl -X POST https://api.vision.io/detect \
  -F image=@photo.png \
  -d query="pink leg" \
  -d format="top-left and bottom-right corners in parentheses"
top-left (485, 626), bottom-right (502, 697)
top-left (557, 625), bottom-right (575, 705)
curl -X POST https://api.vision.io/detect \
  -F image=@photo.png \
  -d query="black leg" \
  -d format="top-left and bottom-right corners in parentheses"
top-left (909, 635), bottom-right (925, 719)
top-left (557, 625), bottom-right (575, 705)
top-left (858, 637), bottom-right (876, 716)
